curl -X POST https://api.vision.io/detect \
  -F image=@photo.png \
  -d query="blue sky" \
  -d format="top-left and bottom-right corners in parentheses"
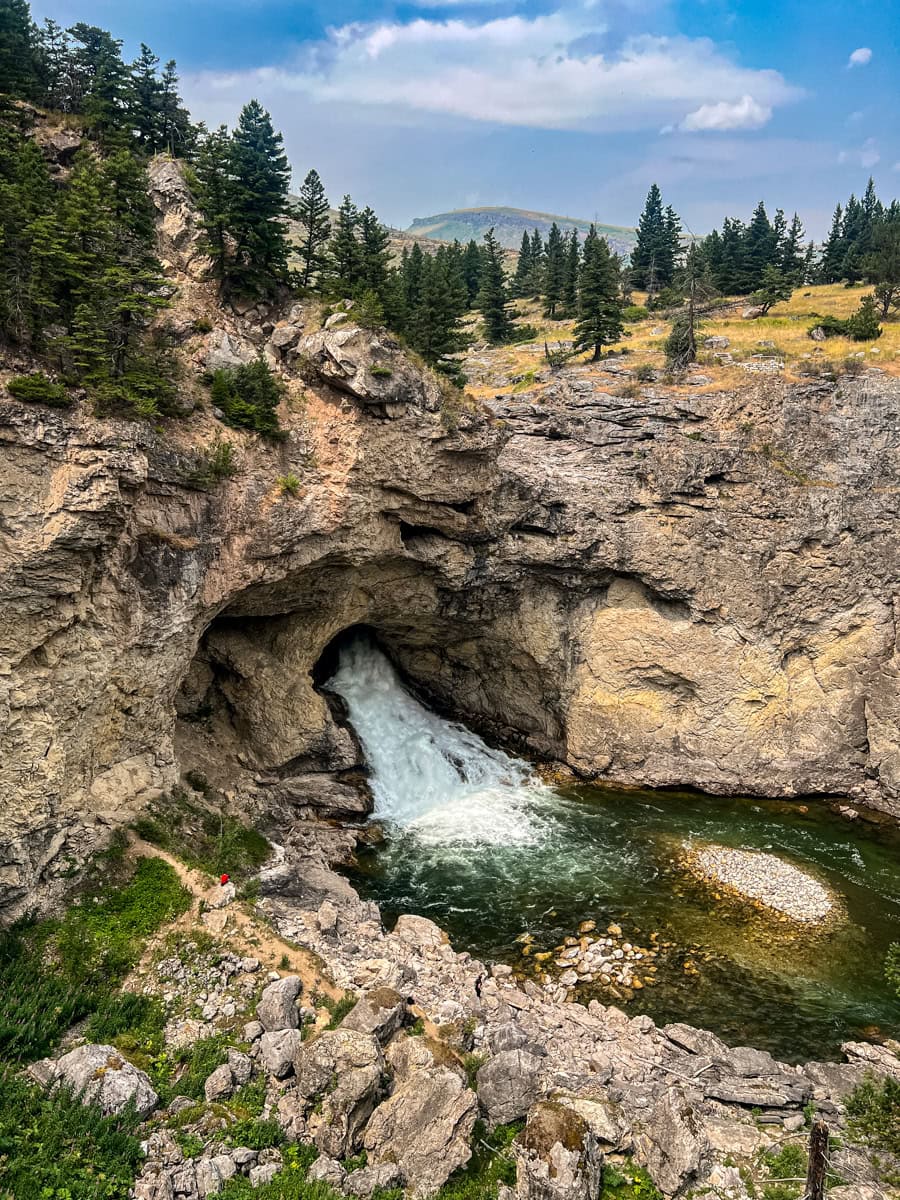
top-left (31, 0), bottom-right (899, 237)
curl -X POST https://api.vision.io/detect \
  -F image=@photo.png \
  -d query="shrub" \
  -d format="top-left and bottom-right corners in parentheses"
top-left (599, 1161), bottom-right (663, 1200)
top-left (841, 356), bottom-right (865, 376)
top-left (0, 1069), bottom-right (143, 1200)
top-left (510, 322), bottom-right (540, 344)
top-left (278, 473), bottom-right (302, 497)
top-left (190, 438), bottom-right (239, 486)
top-left (846, 1073), bottom-right (900, 1157)
top-left (436, 1120), bottom-right (521, 1200)
top-left (623, 305), bottom-right (649, 323)
top-left (633, 364), bottom-right (655, 382)
top-left (646, 287), bottom-right (682, 312)
top-left (211, 360), bottom-right (285, 437)
top-left (85, 992), bottom-right (167, 1067)
top-left (7, 372), bottom-right (71, 407)
top-left (845, 295), bottom-right (883, 341)
top-left (0, 857), bottom-right (190, 1063)
top-left (193, 316), bottom-right (214, 334)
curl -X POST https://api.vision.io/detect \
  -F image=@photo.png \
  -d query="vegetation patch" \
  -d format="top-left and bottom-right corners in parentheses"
top-left (7, 372), bottom-right (71, 407)
top-left (0, 855), bottom-right (190, 1063)
top-left (846, 1073), bottom-right (900, 1160)
top-left (210, 360), bottom-right (285, 438)
top-left (599, 1161), bottom-right (663, 1200)
top-left (0, 1069), bottom-right (143, 1200)
top-left (133, 788), bottom-right (271, 884)
top-left (436, 1120), bottom-right (520, 1200)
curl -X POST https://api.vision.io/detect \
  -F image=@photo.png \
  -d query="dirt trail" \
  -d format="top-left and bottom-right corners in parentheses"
top-left (127, 835), bottom-right (341, 1001)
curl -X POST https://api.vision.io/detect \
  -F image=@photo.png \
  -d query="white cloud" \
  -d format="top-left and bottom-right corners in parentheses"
top-left (190, 10), bottom-right (799, 134)
top-left (838, 138), bottom-right (880, 168)
top-left (679, 94), bottom-right (771, 132)
top-left (847, 47), bottom-right (872, 68)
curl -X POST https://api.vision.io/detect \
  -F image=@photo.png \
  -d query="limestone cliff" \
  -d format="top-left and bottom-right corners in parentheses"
top-left (2, 159), bottom-right (899, 919)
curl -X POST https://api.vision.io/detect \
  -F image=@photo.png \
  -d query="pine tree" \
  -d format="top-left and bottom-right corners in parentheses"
top-left (477, 227), bottom-right (513, 344)
top-left (328, 195), bottom-right (362, 297)
top-left (819, 204), bottom-right (844, 283)
top-left (34, 18), bottom-right (73, 111)
top-left (513, 229), bottom-right (533, 298)
top-left (781, 213), bottom-right (806, 280)
top-left (408, 253), bottom-right (467, 381)
top-left (561, 229), bottom-right (580, 317)
top-left (528, 229), bottom-right (544, 298)
top-left (660, 205), bottom-right (682, 285)
top-left (129, 44), bottom-right (164, 152)
top-left (866, 212), bottom-right (900, 319)
top-left (742, 201), bottom-right (777, 291)
top-left (227, 100), bottom-right (292, 295)
top-left (158, 60), bottom-right (193, 156)
top-left (462, 239), bottom-right (482, 308)
top-left (542, 222), bottom-right (565, 318)
top-left (69, 23), bottom-right (129, 142)
top-left (573, 227), bottom-right (624, 361)
top-left (295, 168), bottom-right (331, 289)
top-left (194, 125), bottom-right (233, 287)
top-left (630, 183), bottom-right (665, 293)
top-left (750, 263), bottom-right (793, 315)
top-left (0, 0), bottom-right (39, 102)
top-left (358, 206), bottom-right (391, 300)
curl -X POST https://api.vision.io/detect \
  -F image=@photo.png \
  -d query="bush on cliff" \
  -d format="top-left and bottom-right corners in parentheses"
top-left (210, 360), bottom-right (285, 437)
top-left (7, 372), bottom-right (71, 407)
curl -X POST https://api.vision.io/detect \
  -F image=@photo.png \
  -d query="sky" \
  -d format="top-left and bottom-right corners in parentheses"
top-left (30, 0), bottom-right (900, 238)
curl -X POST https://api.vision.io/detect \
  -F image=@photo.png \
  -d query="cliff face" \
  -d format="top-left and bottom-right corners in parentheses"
top-left (2, 161), bottom-right (899, 920)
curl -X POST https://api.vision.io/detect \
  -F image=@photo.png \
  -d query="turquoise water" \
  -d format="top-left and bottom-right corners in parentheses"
top-left (346, 785), bottom-right (900, 1062)
top-left (327, 637), bottom-right (900, 1064)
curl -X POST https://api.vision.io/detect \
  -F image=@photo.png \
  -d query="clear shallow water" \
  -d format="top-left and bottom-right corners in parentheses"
top-left (328, 637), bottom-right (900, 1063)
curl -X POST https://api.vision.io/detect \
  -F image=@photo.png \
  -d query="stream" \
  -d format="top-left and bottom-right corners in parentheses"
top-left (327, 635), bottom-right (900, 1063)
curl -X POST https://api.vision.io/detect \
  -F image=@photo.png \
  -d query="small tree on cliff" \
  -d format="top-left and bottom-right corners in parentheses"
top-left (573, 227), bottom-right (624, 361)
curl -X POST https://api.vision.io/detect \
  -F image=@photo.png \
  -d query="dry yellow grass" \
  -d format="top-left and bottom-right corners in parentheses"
top-left (465, 285), bottom-right (900, 400)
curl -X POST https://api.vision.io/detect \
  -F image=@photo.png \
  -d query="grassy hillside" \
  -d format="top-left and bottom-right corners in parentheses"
top-left (407, 206), bottom-right (637, 256)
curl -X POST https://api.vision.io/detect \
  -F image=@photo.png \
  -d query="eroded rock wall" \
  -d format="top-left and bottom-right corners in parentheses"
top-left (2, 158), bottom-right (900, 918)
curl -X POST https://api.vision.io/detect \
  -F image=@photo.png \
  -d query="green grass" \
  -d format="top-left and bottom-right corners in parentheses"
top-left (599, 1162), bottom-right (663, 1200)
top-left (133, 789), bottom-right (271, 884)
top-left (0, 1068), bottom-right (143, 1200)
top-left (220, 1144), bottom-right (323, 1199)
top-left (761, 1143), bottom-right (807, 1200)
top-left (0, 856), bottom-right (190, 1063)
top-left (150, 1033), bottom-right (232, 1103)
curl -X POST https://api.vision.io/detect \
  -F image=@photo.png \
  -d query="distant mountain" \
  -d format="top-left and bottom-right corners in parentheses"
top-left (406, 207), bottom-right (637, 257)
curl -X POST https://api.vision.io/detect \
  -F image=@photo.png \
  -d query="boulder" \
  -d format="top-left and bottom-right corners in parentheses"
top-left (634, 1087), bottom-right (708, 1195)
top-left (250, 1162), bottom-right (281, 1187)
top-left (297, 327), bottom-right (442, 411)
top-left (841, 1041), bottom-right (900, 1079)
top-left (551, 1094), bottom-right (629, 1151)
top-left (476, 1049), bottom-right (545, 1124)
top-left (512, 1101), bottom-right (603, 1200)
top-left (704, 1074), bottom-right (810, 1109)
top-left (195, 1155), bottom-right (237, 1197)
top-left (742, 305), bottom-right (767, 320)
top-left (340, 987), bottom-right (408, 1044)
top-left (364, 1067), bottom-right (478, 1198)
top-left (204, 1063), bottom-right (235, 1102)
top-left (51, 1044), bottom-right (158, 1118)
top-left (260, 1029), bottom-right (303, 1079)
top-left (703, 336), bottom-right (730, 350)
top-left (257, 976), bottom-right (303, 1031)
top-left (295, 1028), bottom-right (385, 1158)
top-left (274, 774), bottom-right (370, 819)
top-left (204, 328), bottom-right (255, 372)
top-left (489, 1023), bottom-right (532, 1054)
top-left (228, 1049), bottom-right (253, 1087)
top-left (308, 1155), bottom-right (347, 1188)
top-left (345, 1163), bottom-right (407, 1198)
top-left (663, 1024), bottom-right (729, 1062)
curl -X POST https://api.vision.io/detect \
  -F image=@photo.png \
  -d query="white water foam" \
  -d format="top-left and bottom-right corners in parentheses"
top-left (326, 638), bottom-right (555, 846)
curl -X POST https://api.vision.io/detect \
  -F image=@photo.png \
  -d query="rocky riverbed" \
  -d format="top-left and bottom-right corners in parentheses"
top-left (679, 845), bottom-right (837, 924)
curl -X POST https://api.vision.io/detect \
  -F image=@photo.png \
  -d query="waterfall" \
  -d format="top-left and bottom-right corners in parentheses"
top-left (326, 636), bottom-right (554, 846)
